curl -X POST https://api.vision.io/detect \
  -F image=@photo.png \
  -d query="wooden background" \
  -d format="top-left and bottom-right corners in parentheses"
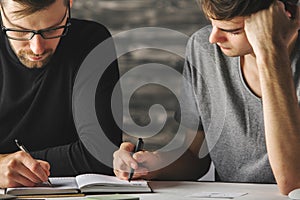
top-left (72, 0), bottom-right (210, 150)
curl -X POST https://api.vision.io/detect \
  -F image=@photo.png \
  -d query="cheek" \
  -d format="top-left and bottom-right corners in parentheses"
top-left (9, 38), bottom-right (61, 53)
top-left (45, 38), bottom-right (61, 51)
top-left (232, 37), bottom-right (251, 49)
top-left (239, 40), bottom-right (252, 51)
top-left (9, 40), bottom-right (28, 53)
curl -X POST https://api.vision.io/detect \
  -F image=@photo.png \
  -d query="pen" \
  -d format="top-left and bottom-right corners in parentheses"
top-left (128, 138), bottom-right (144, 182)
top-left (15, 139), bottom-right (52, 186)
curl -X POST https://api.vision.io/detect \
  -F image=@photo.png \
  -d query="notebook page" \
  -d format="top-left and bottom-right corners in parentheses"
top-left (6, 177), bottom-right (79, 195)
top-left (75, 174), bottom-right (148, 189)
top-left (49, 177), bottom-right (79, 189)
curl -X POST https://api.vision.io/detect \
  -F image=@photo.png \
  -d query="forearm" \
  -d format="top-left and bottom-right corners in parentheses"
top-left (257, 46), bottom-right (300, 194)
top-left (151, 150), bottom-right (211, 181)
top-left (31, 141), bottom-right (114, 176)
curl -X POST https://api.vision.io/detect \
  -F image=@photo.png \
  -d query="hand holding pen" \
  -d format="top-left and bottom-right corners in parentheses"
top-left (128, 138), bottom-right (144, 182)
top-left (15, 139), bottom-right (52, 186)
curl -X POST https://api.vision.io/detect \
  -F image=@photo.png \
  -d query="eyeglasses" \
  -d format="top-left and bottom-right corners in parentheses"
top-left (0, 3), bottom-right (71, 41)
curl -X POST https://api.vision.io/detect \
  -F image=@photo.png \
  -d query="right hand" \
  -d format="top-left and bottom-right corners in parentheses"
top-left (0, 151), bottom-right (50, 188)
top-left (113, 142), bottom-right (161, 180)
top-left (245, 0), bottom-right (300, 58)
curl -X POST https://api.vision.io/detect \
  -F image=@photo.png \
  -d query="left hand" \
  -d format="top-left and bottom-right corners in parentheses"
top-left (113, 142), bottom-right (160, 180)
top-left (244, 0), bottom-right (300, 57)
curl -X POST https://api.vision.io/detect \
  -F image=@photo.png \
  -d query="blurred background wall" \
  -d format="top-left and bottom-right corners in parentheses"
top-left (72, 0), bottom-right (211, 173)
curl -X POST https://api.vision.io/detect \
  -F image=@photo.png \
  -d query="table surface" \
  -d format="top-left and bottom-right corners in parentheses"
top-left (143, 181), bottom-right (288, 200)
top-left (0, 181), bottom-right (290, 200)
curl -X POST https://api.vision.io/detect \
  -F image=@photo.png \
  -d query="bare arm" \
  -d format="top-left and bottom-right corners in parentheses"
top-left (245, 1), bottom-right (300, 194)
top-left (145, 130), bottom-right (211, 180)
top-left (114, 129), bottom-right (211, 181)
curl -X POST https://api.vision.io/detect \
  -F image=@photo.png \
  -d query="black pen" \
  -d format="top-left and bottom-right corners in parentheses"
top-left (15, 139), bottom-right (52, 186)
top-left (128, 138), bottom-right (144, 182)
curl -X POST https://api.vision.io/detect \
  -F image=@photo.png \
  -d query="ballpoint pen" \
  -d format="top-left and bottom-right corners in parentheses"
top-left (128, 138), bottom-right (144, 182)
top-left (15, 139), bottom-right (52, 186)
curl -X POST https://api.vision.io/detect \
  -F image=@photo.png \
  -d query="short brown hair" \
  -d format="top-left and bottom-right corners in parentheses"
top-left (199, 0), bottom-right (274, 20)
top-left (1, 0), bottom-right (69, 17)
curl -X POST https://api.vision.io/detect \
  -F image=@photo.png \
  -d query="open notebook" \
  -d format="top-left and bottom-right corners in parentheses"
top-left (6, 174), bottom-right (152, 196)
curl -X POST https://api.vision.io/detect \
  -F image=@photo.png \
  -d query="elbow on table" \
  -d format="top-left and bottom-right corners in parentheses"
top-left (277, 177), bottom-right (300, 195)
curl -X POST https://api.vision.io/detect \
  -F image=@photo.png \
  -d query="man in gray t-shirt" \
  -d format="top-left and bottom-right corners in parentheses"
top-left (113, 0), bottom-right (300, 195)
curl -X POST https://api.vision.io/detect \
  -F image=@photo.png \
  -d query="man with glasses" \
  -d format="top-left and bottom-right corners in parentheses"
top-left (0, 0), bottom-right (122, 188)
top-left (113, 0), bottom-right (300, 195)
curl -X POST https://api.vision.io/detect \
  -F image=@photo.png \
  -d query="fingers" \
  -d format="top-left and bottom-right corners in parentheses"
top-left (278, 0), bottom-right (299, 20)
top-left (245, 1), bottom-right (299, 55)
top-left (114, 142), bottom-right (136, 171)
top-left (17, 152), bottom-right (50, 183)
top-left (133, 151), bottom-right (159, 165)
top-left (113, 142), bottom-right (149, 180)
top-left (37, 160), bottom-right (51, 177)
top-left (0, 151), bottom-right (50, 188)
top-left (2, 156), bottom-right (37, 187)
top-left (113, 142), bottom-right (134, 179)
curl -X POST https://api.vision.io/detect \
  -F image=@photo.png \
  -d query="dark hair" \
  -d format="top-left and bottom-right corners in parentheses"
top-left (199, 0), bottom-right (274, 20)
top-left (1, 0), bottom-right (69, 17)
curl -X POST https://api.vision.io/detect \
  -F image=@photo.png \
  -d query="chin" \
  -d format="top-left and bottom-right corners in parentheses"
top-left (18, 55), bottom-right (51, 69)
top-left (222, 52), bottom-right (238, 57)
top-left (22, 61), bottom-right (45, 69)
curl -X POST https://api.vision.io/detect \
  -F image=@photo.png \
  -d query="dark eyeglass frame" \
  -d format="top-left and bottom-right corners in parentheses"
top-left (0, 2), bottom-right (71, 41)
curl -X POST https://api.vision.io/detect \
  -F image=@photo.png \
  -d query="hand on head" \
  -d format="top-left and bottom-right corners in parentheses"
top-left (244, 0), bottom-right (300, 56)
top-left (0, 151), bottom-right (50, 188)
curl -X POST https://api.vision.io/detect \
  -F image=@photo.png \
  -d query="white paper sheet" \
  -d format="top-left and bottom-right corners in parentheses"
top-left (187, 192), bottom-right (248, 199)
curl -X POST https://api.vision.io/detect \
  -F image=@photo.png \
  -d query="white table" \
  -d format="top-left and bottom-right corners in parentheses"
top-left (141, 181), bottom-right (288, 200)
top-left (26, 181), bottom-right (289, 200)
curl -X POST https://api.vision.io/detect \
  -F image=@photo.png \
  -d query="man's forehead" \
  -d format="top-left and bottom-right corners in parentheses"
top-left (1, 0), bottom-right (65, 21)
top-left (210, 17), bottom-right (245, 26)
top-left (1, 1), bottom-right (25, 12)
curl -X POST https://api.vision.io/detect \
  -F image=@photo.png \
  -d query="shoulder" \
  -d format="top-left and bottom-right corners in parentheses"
top-left (185, 25), bottom-right (219, 63)
top-left (187, 25), bottom-right (216, 55)
top-left (68, 18), bottom-right (112, 43)
top-left (187, 25), bottom-right (213, 51)
top-left (60, 18), bottom-right (114, 57)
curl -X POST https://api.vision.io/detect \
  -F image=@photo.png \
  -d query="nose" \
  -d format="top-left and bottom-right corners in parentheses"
top-left (29, 34), bottom-right (45, 55)
top-left (209, 26), bottom-right (226, 44)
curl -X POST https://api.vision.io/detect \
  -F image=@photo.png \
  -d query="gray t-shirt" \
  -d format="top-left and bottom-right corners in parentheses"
top-left (176, 25), bottom-right (300, 183)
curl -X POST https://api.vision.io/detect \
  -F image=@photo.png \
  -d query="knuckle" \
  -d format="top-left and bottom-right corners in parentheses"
top-left (6, 180), bottom-right (17, 188)
top-left (120, 142), bottom-right (132, 151)
top-left (30, 162), bottom-right (40, 172)
top-left (120, 163), bottom-right (129, 171)
top-left (7, 159), bottom-right (18, 169)
top-left (14, 151), bottom-right (27, 160)
top-left (113, 151), bottom-right (119, 158)
top-left (4, 170), bottom-right (13, 179)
